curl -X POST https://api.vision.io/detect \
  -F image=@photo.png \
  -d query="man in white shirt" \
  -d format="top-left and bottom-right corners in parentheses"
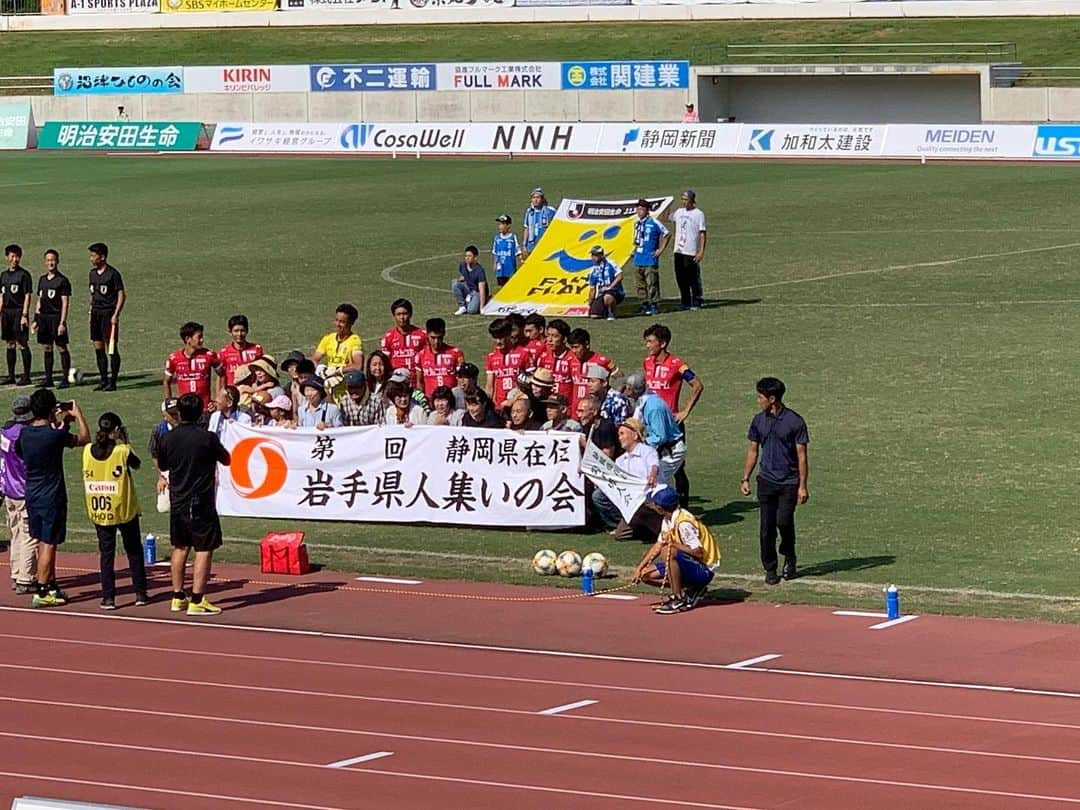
top-left (669, 189), bottom-right (707, 311)
top-left (590, 417), bottom-right (662, 540)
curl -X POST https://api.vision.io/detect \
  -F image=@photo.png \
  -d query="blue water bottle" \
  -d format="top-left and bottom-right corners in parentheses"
top-left (144, 533), bottom-right (157, 566)
top-left (885, 584), bottom-right (900, 620)
top-left (581, 567), bottom-right (594, 596)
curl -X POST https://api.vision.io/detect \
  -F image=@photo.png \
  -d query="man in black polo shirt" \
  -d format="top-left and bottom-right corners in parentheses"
top-left (157, 393), bottom-right (231, 616)
top-left (740, 377), bottom-right (809, 585)
top-left (33, 249), bottom-right (73, 389)
top-left (87, 242), bottom-right (125, 392)
top-left (0, 244), bottom-right (34, 386)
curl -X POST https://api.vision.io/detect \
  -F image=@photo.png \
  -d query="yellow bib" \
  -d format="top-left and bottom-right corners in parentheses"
top-left (82, 444), bottom-right (140, 526)
top-left (667, 510), bottom-right (720, 568)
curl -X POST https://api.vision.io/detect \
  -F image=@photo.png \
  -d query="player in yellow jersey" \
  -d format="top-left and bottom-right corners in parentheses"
top-left (312, 303), bottom-right (364, 402)
top-left (82, 412), bottom-right (148, 610)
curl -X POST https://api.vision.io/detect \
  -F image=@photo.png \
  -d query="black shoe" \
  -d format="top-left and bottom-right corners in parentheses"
top-left (57, 380), bottom-right (69, 389)
top-left (103, 382), bottom-right (117, 392)
top-left (92, 382), bottom-right (107, 391)
top-left (15, 376), bottom-right (31, 387)
top-left (782, 557), bottom-right (798, 580)
top-left (40, 377), bottom-right (54, 388)
top-left (765, 570), bottom-right (781, 586)
top-left (99, 598), bottom-right (116, 610)
top-left (685, 583), bottom-right (709, 609)
top-left (655, 596), bottom-right (689, 615)
top-left (1, 376), bottom-right (15, 385)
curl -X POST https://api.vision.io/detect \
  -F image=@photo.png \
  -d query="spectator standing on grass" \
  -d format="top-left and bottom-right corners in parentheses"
top-left (87, 242), bottom-right (124, 392)
top-left (452, 246), bottom-right (488, 316)
top-left (164, 321), bottom-right (220, 413)
top-left (585, 245), bottom-right (625, 321)
top-left (2, 396), bottom-right (34, 594)
top-left (313, 303), bottom-right (364, 403)
top-left (492, 214), bottom-right (522, 285)
top-left (157, 393), bottom-right (231, 616)
top-left (82, 412), bottom-right (148, 610)
top-left (32, 249), bottom-right (73, 390)
top-left (18, 389), bottom-right (90, 608)
top-left (586, 364), bottom-right (632, 425)
top-left (0, 244), bottom-right (33, 386)
top-left (668, 190), bottom-right (707, 311)
top-left (521, 188), bottom-right (556, 259)
top-left (625, 372), bottom-right (685, 492)
top-left (149, 398), bottom-right (179, 511)
top-left (217, 314), bottom-right (263, 389)
top-left (740, 376), bottom-right (809, 586)
top-left (632, 199), bottom-right (670, 317)
top-left (380, 298), bottom-right (427, 375)
top-left (415, 318), bottom-right (464, 400)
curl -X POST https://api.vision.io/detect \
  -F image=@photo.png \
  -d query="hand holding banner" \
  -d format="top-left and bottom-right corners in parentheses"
top-left (580, 439), bottom-right (652, 523)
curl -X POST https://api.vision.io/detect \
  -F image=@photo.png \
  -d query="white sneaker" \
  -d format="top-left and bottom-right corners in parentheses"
top-left (454, 306), bottom-right (467, 316)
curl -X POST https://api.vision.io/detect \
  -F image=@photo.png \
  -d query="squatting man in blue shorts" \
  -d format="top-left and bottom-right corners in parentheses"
top-left (631, 487), bottom-right (718, 614)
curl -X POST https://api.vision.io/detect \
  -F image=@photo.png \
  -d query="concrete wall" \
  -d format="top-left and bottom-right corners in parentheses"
top-left (700, 75), bottom-right (982, 124)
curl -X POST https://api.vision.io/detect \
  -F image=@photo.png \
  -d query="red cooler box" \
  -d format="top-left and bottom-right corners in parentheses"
top-left (259, 532), bottom-right (310, 575)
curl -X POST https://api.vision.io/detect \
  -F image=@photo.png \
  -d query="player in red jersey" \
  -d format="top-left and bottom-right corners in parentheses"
top-left (485, 317), bottom-right (530, 413)
top-left (380, 298), bottom-right (427, 374)
top-left (163, 321), bottom-right (221, 412)
top-left (522, 313), bottom-right (547, 366)
top-left (567, 327), bottom-right (621, 407)
top-left (216, 314), bottom-right (263, 391)
top-left (415, 317), bottom-right (464, 399)
top-left (538, 318), bottom-right (581, 410)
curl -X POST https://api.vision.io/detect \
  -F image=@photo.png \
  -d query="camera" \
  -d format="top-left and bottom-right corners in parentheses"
top-left (57, 401), bottom-right (74, 412)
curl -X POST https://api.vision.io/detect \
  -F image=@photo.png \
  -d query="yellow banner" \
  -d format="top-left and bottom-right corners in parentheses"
top-left (161, 0), bottom-right (276, 11)
top-left (484, 196), bottom-right (673, 317)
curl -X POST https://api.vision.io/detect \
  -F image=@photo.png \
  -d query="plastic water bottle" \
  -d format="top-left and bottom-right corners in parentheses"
top-left (581, 568), bottom-right (594, 596)
top-left (885, 584), bottom-right (900, 620)
top-left (143, 533), bottom-right (157, 566)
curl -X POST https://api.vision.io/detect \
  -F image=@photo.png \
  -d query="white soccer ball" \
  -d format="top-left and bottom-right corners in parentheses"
top-left (68, 367), bottom-right (83, 385)
top-left (582, 552), bottom-right (608, 577)
top-left (556, 550), bottom-right (582, 577)
top-left (531, 548), bottom-right (558, 576)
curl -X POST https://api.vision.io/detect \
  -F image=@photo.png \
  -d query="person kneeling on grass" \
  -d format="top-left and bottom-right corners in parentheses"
top-left (631, 487), bottom-right (719, 615)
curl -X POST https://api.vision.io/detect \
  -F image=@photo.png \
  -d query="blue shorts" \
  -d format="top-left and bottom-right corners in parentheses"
top-left (654, 549), bottom-right (714, 589)
top-left (28, 502), bottom-right (67, 546)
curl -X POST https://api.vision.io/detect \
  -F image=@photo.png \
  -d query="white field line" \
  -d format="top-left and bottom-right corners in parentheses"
top-left (707, 241), bottom-right (1080, 296)
top-left (834, 611), bottom-right (889, 618)
top-left (1, 704), bottom-right (1078, 804)
top-left (355, 576), bottom-right (423, 585)
top-left (727, 654), bottom-right (782, 669)
top-left (4, 631), bottom-right (1076, 733)
top-left (537, 699), bottom-right (597, 716)
top-left (870, 616), bottom-right (920, 631)
top-left (5, 607), bottom-right (1080, 701)
top-left (326, 751), bottom-right (393, 768)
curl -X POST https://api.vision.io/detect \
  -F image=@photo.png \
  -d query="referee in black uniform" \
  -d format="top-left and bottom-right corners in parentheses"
top-left (87, 243), bottom-right (125, 392)
top-left (33, 249), bottom-right (73, 389)
top-left (0, 244), bottom-right (34, 386)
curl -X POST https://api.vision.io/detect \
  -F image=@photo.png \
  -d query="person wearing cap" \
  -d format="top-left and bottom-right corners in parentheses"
top-left (216, 314), bottom-right (263, 389)
top-left (682, 103), bottom-right (699, 124)
top-left (668, 189), bottom-right (707, 311)
top-left (585, 363), bottom-right (632, 424)
top-left (380, 298), bottom-right (427, 376)
top-left (521, 188), bottom-right (556, 259)
top-left (207, 384), bottom-right (252, 438)
top-left (452, 246), bottom-right (488, 316)
top-left (296, 376), bottom-right (342, 429)
top-left (149, 397), bottom-right (179, 506)
top-left (632, 198), bottom-right (670, 317)
top-left (741, 377), bottom-right (809, 585)
top-left (415, 317), bottom-right (465, 401)
top-left (157, 393), bottom-right (231, 616)
top-left (540, 393), bottom-right (582, 433)
top-left (2, 396), bottom-right (34, 594)
top-left (338, 369), bottom-right (370, 427)
top-left (591, 416), bottom-right (660, 535)
top-left (17, 388), bottom-right (90, 608)
top-left (492, 214), bottom-right (522, 286)
top-left (313, 303), bottom-right (364, 404)
top-left (164, 321), bottom-right (222, 413)
top-left (633, 486), bottom-right (718, 614)
top-left (389, 366), bottom-right (430, 412)
top-left (451, 361), bottom-right (481, 411)
top-left (585, 245), bottom-right (625, 321)
top-left (624, 371), bottom-right (685, 491)
top-left (83, 411), bottom-right (148, 610)
top-left (264, 394), bottom-right (294, 428)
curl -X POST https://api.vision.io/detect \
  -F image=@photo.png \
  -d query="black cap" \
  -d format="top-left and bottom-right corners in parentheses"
top-left (636, 198), bottom-right (651, 208)
top-left (455, 362), bottom-right (480, 378)
top-left (495, 214), bottom-right (512, 224)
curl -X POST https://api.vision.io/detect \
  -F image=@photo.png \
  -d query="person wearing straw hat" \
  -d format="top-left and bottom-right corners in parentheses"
top-left (82, 411), bottom-right (148, 610)
top-left (590, 417), bottom-right (660, 536)
top-left (235, 355), bottom-right (283, 409)
top-left (2, 396), bottom-right (35, 594)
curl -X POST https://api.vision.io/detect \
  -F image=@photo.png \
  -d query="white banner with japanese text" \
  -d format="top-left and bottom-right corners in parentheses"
top-left (216, 423), bottom-right (585, 527)
top-left (580, 440), bottom-right (650, 522)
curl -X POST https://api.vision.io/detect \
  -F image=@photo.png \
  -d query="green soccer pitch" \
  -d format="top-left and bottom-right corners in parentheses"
top-left (2, 152), bottom-right (1079, 621)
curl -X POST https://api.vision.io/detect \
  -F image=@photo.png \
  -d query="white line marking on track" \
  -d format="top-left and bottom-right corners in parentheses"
top-left (354, 576), bottom-right (422, 585)
top-left (834, 610), bottom-right (888, 618)
top-left (5, 631), bottom-right (1077, 733)
top-left (726, 654), bottom-right (782, 669)
top-left (593, 593), bottom-right (638, 601)
top-left (707, 241), bottom-right (1080, 295)
top-left (537, 699), bottom-right (597, 716)
top-left (326, 751), bottom-right (394, 768)
top-left (870, 616), bottom-right (920, 631)
top-left (4, 607), bottom-right (1079, 700)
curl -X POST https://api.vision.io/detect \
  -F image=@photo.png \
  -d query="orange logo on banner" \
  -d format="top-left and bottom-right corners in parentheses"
top-left (230, 436), bottom-right (288, 499)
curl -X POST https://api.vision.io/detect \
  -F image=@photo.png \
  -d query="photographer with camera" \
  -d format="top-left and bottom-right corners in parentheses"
top-left (16, 389), bottom-right (89, 607)
top-left (83, 412), bottom-right (148, 610)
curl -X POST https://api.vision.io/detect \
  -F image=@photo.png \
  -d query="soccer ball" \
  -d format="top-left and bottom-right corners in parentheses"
top-left (531, 549), bottom-right (558, 576)
top-left (68, 367), bottom-right (83, 385)
top-left (556, 550), bottom-right (582, 577)
top-left (582, 552), bottom-right (608, 577)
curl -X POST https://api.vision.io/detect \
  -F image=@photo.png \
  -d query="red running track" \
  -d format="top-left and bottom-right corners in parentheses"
top-left (0, 552), bottom-right (1079, 809)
